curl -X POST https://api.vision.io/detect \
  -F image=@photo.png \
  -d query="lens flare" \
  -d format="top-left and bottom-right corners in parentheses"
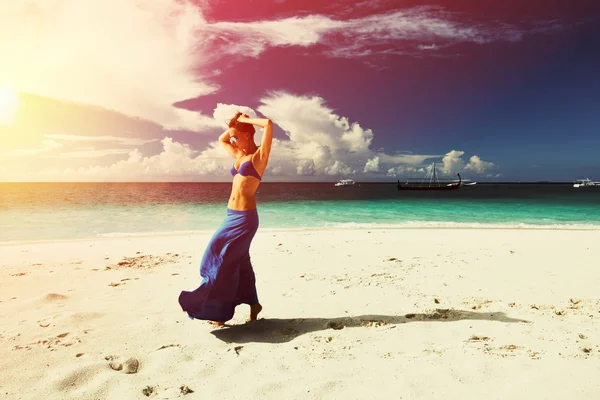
top-left (0, 86), bottom-right (20, 125)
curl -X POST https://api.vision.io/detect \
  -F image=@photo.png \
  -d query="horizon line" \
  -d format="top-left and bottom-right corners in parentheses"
top-left (0, 181), bottom-right (581, 184)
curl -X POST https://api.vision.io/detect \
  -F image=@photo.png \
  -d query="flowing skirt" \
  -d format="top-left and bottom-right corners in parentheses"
top-left (178, 208), bottom-right (259, 322)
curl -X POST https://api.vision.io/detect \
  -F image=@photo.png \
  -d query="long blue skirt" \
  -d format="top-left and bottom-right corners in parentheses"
top-left (178, 208), bottom-right (259, 322)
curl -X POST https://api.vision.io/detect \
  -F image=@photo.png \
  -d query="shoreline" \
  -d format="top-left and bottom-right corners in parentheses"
top-left (2, 222), bottom-right (600, 247)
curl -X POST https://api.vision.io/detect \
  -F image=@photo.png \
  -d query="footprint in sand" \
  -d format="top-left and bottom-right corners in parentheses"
top-left (42, 293), bottom-right (69, 302)
top-left (14, 332), bottom-right (82, 351)
top-left (105, 355), bottom-right (140, 374)
top-left (38, 318), bottom-right (53, 328)
top-left (35, 332), bottom-right (82, 350)
top-left (105, 253), bottom-right (181, 271)
top-left (142, 386), bottom-right (157, 397)
top-left (142, 385), bottom-right (194, 397)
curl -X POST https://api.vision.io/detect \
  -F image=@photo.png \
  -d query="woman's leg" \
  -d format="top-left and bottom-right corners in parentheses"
top-left (235, 251), bottom-right (259, 304)
top-left (179, 217), bottom-right (236, 322)
top-left (180, 209), bottom-right (260, 323)
top-left (235, 251), bottom-right (262, 320)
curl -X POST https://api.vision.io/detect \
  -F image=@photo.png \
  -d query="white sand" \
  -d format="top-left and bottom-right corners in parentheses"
top-left (1, 228), bottom-right (600, 400)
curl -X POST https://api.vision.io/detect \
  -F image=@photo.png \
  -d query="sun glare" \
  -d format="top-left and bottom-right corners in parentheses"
top-left (0, 86), bottom-right (20, 125)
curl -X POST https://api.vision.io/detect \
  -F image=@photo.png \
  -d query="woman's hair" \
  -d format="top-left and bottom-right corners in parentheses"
top-left (228, 112), bottom-right (255, 135)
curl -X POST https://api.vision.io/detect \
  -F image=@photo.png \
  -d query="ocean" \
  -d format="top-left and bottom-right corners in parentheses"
top-left (1, 182), bottom-right (599, 242)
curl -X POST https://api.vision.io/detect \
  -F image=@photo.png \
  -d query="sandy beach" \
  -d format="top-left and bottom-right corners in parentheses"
top-left (1, 228), bottom-right (599, 399)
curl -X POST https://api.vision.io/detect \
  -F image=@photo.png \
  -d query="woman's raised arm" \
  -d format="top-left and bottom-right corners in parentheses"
top-left (237, 116), bottom-right (273, 162)
top-left (218, 128), bottom-right (240, 159)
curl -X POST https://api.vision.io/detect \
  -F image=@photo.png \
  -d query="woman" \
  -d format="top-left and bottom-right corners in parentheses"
top-left (178, 112), bottom-right (273, 326)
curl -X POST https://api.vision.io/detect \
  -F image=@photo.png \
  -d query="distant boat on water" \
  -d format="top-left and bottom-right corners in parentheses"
top-left (573, 178), bottom-right (600, 188)
top-left (455, 178), bottom-right (476, 186)
top-left (335, 178), bottom-right (355, 187)
top-left (397, 162), bottom-right (461, 191)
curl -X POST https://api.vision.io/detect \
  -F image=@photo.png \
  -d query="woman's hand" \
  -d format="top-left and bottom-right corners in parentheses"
top-left (237, 115), bottom-right (271, 129)
top-left (236, 114), bottom-right (250, 124)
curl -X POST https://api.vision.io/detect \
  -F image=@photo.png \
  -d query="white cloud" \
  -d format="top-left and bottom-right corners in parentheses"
top-left (1, 139), bottom-right (62, 156)
top-left (45, 134), bottom-right (159, 146)
top-left (257, 91), bottom-right (374, 153)
top-left (0, 0), bottom-right (219, 131)
top-left (24, 94), bottom-right (497, 181)
top-left (208, 15), bottom-right (340, 57)
top-left (212, 103), bottom-right (260, 131)
top-left (1, 134), bottom-right (158, 158)
top-left (386, 165), bottom-right (417, 177)
top-left (209, 7), bottom-right (525, 60)
top-left (1, 2), bottom-right (534, 133)
top-left (50, 149), bottom-right (133, 158)
top-left (325, 161), bottom-right (353, 176)
top-left (440, 150), bottom-right (496, 175)
top-left (440, 150), bottom-right (466, 174)
top-left (364, 156), bottom-right (380, 173)
top-left (296, 159), bottom-right (317, 176)
top-left (46, 137), bottom-right (225, 181)
top-left (376, 152), bottom-right (441, 166)
top-left (465, 155), bottom-right (495, 174)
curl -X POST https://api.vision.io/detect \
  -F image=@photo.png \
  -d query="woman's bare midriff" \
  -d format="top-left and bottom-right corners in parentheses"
top-left (227, 175), bottom-right (261, 210)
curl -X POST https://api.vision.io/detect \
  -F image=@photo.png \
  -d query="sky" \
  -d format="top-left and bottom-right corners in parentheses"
top-left (0, 0), bottom-right (599, 182)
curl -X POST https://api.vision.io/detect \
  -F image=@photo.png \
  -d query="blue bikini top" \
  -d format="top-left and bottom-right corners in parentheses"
top-left (230, 160), bottom-right (262, 181)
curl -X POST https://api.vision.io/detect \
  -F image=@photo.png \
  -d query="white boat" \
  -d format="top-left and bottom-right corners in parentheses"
top-left (335, 179), bottom-right (355, 187)
top-left (573, 178), bottom-right (600, 188)
top-left (456, 178), bottom-right (477, 186)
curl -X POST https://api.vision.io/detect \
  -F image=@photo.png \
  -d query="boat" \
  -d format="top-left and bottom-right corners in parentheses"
top-left (335, 179), bottom-right (355, 187)
top-left (573, 178), bottom-right (600, 188)
top-left (457, 178), bottom-right (476, 186)
top-left (397, 162), bottom-right (461, 191)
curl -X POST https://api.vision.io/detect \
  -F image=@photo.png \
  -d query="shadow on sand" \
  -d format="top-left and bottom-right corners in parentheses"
top-left (210, 308), bottom-right (530, 344)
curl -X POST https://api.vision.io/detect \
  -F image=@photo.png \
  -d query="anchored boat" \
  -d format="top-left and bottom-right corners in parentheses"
top-left (335, 178), bottom-right (355, 187)
top-left (573, 178), bottom-right (600, 188)
top-left (397, 162), bottom-right (461, 191)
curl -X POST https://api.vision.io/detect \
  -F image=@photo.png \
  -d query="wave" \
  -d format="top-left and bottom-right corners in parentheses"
top-left (326, 221), bottom-right (600, 230)
top-left (3, 218), bottom-right (599, 245)
top-left (95, 221), bottom-right (600, 238)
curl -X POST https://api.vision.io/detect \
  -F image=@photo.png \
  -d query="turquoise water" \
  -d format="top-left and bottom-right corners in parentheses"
top-left (1, 183), bottom-right (599, 242)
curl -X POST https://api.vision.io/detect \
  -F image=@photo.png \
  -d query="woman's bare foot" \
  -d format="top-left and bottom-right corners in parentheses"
top-left (249, 303), bottom-right (262, 322)
top-left (209, 321), bottom-right (225, 327)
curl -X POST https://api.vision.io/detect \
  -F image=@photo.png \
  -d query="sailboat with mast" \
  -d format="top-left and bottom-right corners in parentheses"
top-left (397, 162), bottom-right (461, 191)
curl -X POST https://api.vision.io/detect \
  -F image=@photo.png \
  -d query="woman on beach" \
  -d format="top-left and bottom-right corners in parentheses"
top-left (178, 112), bottom-right (273, 326)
